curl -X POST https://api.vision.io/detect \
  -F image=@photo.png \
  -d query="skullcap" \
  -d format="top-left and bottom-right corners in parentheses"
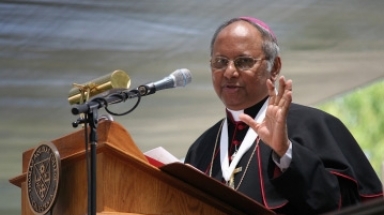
top-left (239, 16), bottom-right (277, 42)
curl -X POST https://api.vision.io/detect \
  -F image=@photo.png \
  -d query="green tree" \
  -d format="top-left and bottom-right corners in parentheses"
top-left (318, 80), bottom-right (384, 179)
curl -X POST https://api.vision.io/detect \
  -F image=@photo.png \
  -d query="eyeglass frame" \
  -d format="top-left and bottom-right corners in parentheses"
top-left (210, 56), bottom-right (264, 72)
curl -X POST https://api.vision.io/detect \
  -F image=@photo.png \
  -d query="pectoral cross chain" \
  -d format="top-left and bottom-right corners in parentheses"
top-left (228, 167), bottom-right (242, 189)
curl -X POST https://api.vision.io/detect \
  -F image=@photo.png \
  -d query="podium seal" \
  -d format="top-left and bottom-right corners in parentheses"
top-left (27, 142), bottom-right (61, 215)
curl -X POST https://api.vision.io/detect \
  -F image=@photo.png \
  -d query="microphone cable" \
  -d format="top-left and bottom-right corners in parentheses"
top-left (104, 89), bottom-right (142, 116)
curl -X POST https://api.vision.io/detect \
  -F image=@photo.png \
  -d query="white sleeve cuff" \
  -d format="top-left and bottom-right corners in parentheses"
top-left (272, 141), bottom-right (292, 172)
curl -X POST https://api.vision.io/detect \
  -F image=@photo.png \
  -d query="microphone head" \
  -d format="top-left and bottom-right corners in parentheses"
top-left (171, 68), bottom-right (192, 88)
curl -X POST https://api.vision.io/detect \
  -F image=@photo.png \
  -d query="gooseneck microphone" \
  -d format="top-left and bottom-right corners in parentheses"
top-left (137, 68), bottom-right (192, 96)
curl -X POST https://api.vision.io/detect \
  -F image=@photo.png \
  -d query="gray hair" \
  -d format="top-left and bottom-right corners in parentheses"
top-left (210, 18), bottom-right (280, 72)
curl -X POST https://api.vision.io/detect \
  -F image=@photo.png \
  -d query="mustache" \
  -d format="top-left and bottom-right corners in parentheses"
top-left (222, 81), bottom-right (241, 87)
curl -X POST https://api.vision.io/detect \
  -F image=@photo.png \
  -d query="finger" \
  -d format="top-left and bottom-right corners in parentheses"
top-left (239, 113), bottom-right (259, 131)
top-left (279, 78), bottom-right (292, 105)
top-left (266, 79), bottom-right (276, 105)
top-left (278, 79), bottom-right (293, 116)
top-left (275, 76), bottom-right (286, 105)
top-left (278, 76), bottom-right (287, 96)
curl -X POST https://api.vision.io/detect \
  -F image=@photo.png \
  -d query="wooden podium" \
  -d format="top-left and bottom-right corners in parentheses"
top-left (9, 120), bottom-right (274, 215)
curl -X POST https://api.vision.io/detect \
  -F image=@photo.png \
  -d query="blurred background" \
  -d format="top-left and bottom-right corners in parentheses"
top-left (1, 0), bottom-right (384, 214)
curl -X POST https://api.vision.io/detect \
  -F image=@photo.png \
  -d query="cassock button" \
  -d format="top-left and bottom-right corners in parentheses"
top-left (237, 123), bottom-right (246, 130)
top-left (232, 140), bottom-right (240, 146)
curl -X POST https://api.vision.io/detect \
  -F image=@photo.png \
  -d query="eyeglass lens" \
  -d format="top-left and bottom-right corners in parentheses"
top-left (211, 57), bottom-right (258, 70)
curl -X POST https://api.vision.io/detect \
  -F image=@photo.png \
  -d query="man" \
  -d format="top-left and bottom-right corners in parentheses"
top-left (184, 17), bottom-right (383, 214)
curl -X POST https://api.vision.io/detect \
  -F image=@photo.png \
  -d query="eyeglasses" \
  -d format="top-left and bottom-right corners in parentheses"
top-left (210, 57), bottom-right (263, 71)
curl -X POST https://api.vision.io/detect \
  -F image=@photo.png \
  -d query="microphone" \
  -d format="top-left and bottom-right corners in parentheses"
top-left (68, 70), bottom-right (131, 105)
top-left (137, 68), bottom-right (192, 96)
top-left (71, 68), bottom-right (192, 115)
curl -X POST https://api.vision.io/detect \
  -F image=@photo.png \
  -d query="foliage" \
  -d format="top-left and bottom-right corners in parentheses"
top-left (317, 79), bottom-right (384, 179)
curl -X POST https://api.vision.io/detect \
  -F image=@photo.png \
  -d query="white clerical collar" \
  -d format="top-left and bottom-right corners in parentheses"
top-left (220, 99), bottom-right (269, 182)
top-left (226, 108), bottom-right (244, 122)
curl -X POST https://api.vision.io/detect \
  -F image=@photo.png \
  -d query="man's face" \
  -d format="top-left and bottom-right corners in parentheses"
top-left (211, 21), bottom-right (276, 110)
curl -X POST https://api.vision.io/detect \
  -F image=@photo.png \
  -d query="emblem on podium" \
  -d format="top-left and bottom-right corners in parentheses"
top-left (27, 142), bottom-right (61, 215)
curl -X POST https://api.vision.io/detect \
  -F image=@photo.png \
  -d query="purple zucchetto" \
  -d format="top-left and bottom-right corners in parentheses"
top-left (239, 16), bottom-right (277, 42)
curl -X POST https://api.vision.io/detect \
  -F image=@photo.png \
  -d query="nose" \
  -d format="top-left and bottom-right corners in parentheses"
top-left (223, 60), bottom-right (239, 79)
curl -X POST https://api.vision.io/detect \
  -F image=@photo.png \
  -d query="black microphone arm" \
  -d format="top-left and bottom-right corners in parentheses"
top-left (71, 68), bottom-right (192, 115)
top-left (71, 89), bottom-right (139, 115)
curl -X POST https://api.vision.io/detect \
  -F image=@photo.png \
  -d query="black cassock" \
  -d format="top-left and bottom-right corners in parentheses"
top-left (184, 99), bottom-right (383, 215)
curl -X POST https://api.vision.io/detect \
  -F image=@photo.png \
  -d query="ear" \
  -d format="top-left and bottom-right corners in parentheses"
top-left (270, 56), bottom-right (281, 82)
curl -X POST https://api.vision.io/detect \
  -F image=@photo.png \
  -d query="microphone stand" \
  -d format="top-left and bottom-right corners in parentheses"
top-left (71, 105), bottom-right (99, 215)
top-left (71, 89), bottom-right (140, 215)
top-left (89, 109), bottom-right (98, 215)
